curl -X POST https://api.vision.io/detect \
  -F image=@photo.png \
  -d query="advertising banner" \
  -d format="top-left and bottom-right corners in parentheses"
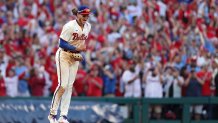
top-left (0, 99), bottom-right (125, 123)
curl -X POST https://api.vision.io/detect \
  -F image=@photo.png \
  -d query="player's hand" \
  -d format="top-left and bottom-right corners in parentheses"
top-left (76, 44), bottom-right (86, 52)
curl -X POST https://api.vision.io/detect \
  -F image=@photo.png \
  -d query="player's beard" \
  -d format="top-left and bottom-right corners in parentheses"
top-left (81, 18), bottom-right (87, 25)
top-left (79, 16), bottom-right (87, 23)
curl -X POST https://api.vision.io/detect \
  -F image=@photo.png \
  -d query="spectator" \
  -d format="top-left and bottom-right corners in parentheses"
top-left (3, 68), bottom-right (24, 97)
top-left (28, 67), bottom-right (46, 96)
top-left (164, 66), bottom-right (184, 98)
top-left (170, 67), bottom-right (185, 98)
top-left (163, 66), bottom-right (175, 97)
top-left (163, 66), bottom-right (184, 119)
top-left (184, 66), bottom-right (204, 120)
top-left (199, 63), bottom-right (213, 97)
top-left (14, 56), bottom-right (30, 97)
top-left (101, 64), bottom-right (117, 97)
top-left (121, 60), bottom-right (141, 98)
top-left (36, 57), bottom-right (52, 97)
top-left (85, 65), bottom-right (103, 97)
top-left (198, 63), bottom-right (213, 119)
top-left (73, 64), bottom-right (87, 96)
top-left (143, 66), bottom-right (163, 119)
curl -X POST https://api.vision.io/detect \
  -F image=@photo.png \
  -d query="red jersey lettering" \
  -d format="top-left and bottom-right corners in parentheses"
top-left (72, 33), bottom-right (88, 40)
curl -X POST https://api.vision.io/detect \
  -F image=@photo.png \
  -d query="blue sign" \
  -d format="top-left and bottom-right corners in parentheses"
top-left (0, 99), bottom-right (125, 123)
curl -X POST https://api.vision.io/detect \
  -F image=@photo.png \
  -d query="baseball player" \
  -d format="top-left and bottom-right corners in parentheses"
top-left (48, 5), bottom-right (91, 123)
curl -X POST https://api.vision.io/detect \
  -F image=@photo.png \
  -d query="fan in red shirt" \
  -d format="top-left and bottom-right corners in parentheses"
top-left (197, 64), bottom-right (213, 96)
top-left (73, 65), bottom-right (87, 96)
top-left (28, 67), bottom-right (45, 96)
top-left (85, 65), bottom-right (103, 97)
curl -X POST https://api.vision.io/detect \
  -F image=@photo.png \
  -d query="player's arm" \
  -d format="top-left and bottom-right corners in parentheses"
top-left (59, 38), bottom-right (77, 52)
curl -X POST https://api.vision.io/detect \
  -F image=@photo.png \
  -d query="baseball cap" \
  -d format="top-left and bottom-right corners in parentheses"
top-left (77, 5), bottom-right (90, 15)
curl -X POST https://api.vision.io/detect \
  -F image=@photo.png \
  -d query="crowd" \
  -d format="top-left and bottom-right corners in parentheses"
top-left (0, 0), bottom-right (218, 120)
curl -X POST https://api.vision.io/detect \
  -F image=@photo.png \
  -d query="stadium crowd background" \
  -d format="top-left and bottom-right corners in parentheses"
top-left (0, 0), bottom-right (218, 120)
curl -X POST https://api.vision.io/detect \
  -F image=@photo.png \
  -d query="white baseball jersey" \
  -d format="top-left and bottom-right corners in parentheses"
top-left (50, 20), bottom-right (91, 116)
top-left (58, 20), bottom-right (91, 63)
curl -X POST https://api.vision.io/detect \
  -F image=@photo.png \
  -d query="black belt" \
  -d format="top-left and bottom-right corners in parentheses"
top-left (62, 49), bottom-right (80, 53)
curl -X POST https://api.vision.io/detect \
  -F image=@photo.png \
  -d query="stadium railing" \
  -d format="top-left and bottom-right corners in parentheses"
top-left (142, 97), bottom-right (218, 123)
top-left (72, 97), bottom-right (218, 123)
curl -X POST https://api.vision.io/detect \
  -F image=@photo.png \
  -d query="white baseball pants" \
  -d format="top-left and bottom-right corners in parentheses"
top-left (50, 49), bottom-right (79, 116)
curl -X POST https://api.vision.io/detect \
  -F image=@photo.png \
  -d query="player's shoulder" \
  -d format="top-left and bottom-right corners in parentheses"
top-left (63, 20), bottom-right (76, 28)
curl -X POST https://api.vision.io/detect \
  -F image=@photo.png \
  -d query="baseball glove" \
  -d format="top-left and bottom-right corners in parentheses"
top-left (72, 53), bottom-right (83, 61)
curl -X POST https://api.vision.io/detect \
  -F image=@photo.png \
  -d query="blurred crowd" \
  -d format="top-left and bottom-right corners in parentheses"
top-left (0, 0), bottom-right (218, 119)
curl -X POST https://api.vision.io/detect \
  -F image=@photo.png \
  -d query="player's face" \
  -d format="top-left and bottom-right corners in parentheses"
top-left (77, 14), bottom-right (89, 25)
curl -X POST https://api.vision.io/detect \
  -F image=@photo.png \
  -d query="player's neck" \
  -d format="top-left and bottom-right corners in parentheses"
top-left (76, 19), bottom-right (84, 29)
